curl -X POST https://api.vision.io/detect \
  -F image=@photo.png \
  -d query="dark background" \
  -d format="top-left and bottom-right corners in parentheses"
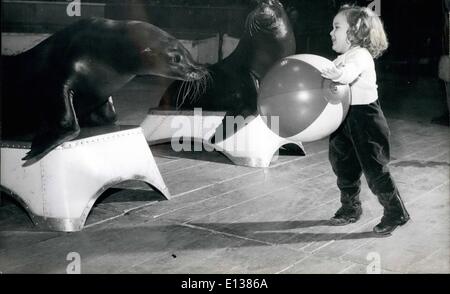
top-left (1, 0), bottom-right (449, 122)
top-left (2, 0), bottom-right (447, 62)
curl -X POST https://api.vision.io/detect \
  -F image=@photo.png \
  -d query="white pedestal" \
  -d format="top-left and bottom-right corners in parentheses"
top-left (0, 126), bottom-right (170, 232)
top-left (140, 109), bottom-right (305, 167)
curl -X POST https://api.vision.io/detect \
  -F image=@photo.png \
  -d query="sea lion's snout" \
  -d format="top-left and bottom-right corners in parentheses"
top-left (246, 0), bottom-right (287, 38)
top-left (137, 37), bottom-right (206, 82)
top-left (186, 64), bottom-right (209, 81)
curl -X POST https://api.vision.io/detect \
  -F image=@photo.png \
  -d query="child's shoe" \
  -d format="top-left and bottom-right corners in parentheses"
top-left (373, 193), bottom-right (410, 235)
top-left (373, 213), bottom-right (410, 235)
top-left (329, 205), bottom-right (362, 226)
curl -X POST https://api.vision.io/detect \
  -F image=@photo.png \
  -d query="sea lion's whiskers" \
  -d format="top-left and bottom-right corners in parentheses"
top-left (191, 80), bottom-right (201, 104)
top-left (180, 81), bottom-right (190, 107)
top-left (175, 81), bottom-right (182, 108)
top-left (185, 81), bottom-right (195, 104)
top-left (207, 70), bottom-right (213, 88)
top-left (205, 69), bottom-right (213, 88)
top-left (193, 80), bottom-right (200, 103)
top-left (176, 80), bottom-right (187, 109)
top-left (175, 67), bottom-right (211, 107)
top-left (249, 21), bottom-right (257, 36)
top-left (199, 74), bottom-right (205, 93)
top-left (188, 70), bottom-right (208, 104)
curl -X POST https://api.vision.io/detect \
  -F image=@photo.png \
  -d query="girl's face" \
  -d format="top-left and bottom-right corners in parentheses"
top-left (330, 12), bottom-right (351, 54)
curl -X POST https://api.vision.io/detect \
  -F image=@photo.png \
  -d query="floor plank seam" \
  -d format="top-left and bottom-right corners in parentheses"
top-left (160, 152), bottom-right (328, 202)
top-left (428, 150), bottom-right (450, 162)
top-left (169, 167), bottom-right (268, 198)
top-left (83, 201), bottom-right (160, 229)
top-left (180, 222), bottom-right (275, 247)
top-left (181, 198), bottom-right (339, 254)
top-left (336, 261), bottom-right (403, 274)
top-left (161, 161), bottom-right (212, 176)
top-left (151, 175), bottom-right (268, 219)
top-left (152, 155), bottom-right (183, 165)
top-left (274, 245), bottom-right (393, 274)
top-left (180, 170), bottom-right (332, 225)
top-left (275, 255), bottom-right (311, 273)
top-left (297, 217), bottom-right (378, 255)
top-left (337, 263), bottom-right (357, 274)
top-left (152, 160), bottom-right (329, 219)
top-left (391, 140), bottom-right (450, 163)
top-left (403, 247), bottom-right (444, 273)
top-left (402, 140), bottom-right (449, 157)
top-left (165, 167), bottom-right (265, 199)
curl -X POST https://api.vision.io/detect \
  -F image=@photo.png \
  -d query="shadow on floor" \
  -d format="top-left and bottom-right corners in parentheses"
top-left (1, 197), bottom-right (385, 248)
top-left (78, 221), bottom-right (386, 252)
top-left (189, 220), bottom-right (386, 243)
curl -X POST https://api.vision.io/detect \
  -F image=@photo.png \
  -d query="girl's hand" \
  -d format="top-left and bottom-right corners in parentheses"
top-left (321, 66), bottom-right (343, 80)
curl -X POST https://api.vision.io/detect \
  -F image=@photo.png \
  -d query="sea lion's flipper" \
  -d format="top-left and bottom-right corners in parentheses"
top-left (22, 88), bottom-right (80, 166)
top-left (79, 97), bottom-right (117, 127)
top-left (22, 127), bottom-right (81, 166)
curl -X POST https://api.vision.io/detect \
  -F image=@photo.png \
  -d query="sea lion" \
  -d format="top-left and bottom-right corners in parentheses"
top-left (1, 17), bottom-right (207, 166)
top-left (158, 0), bottom-right (296, 120)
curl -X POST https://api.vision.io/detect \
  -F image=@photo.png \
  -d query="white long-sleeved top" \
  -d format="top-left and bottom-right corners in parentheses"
top-left (332, 46), bottom-right (378, 105)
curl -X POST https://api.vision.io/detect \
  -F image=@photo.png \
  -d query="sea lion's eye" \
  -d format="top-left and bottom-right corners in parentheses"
top-left (172, 54), bottom-right (182, 63)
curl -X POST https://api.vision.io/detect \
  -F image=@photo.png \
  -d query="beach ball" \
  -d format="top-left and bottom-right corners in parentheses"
top-left (257, 54), bottom-right (351, 141)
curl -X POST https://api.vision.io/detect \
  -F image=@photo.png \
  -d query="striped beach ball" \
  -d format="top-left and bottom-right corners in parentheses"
top-left (257, 54), bottom-right (351, 142)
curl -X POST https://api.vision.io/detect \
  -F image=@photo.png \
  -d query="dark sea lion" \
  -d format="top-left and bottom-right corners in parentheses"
top-left (158, 0), bottom-right (296, 119)
top-left (1, 17), bottom-right (207, 166)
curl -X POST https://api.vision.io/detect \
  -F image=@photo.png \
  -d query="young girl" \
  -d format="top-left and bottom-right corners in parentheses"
top-left (321, 5), bottom-right (410, 235)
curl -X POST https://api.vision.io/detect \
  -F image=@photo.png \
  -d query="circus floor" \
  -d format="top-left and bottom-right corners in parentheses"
top-left (0, 73), bottom-right (449, 274)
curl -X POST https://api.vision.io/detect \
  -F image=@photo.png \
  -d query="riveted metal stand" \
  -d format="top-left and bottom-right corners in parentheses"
top-left (140, 109), bottom-right (305, 168)
top-left (0, 125), bottom-right (170, 232)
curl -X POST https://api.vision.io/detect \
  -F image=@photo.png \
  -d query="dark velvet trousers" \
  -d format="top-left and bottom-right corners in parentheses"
top-left (329, 100), bottom-right (401, 208)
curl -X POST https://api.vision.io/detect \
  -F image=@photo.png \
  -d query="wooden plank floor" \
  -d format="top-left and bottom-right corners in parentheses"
top-left (1, 115), bottom-right (448, 274)
top-left (1, 75), bottom-right (449, 274)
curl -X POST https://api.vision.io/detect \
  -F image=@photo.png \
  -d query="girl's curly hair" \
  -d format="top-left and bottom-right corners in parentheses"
top-left (339, 5), bottom-right (388, 59)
